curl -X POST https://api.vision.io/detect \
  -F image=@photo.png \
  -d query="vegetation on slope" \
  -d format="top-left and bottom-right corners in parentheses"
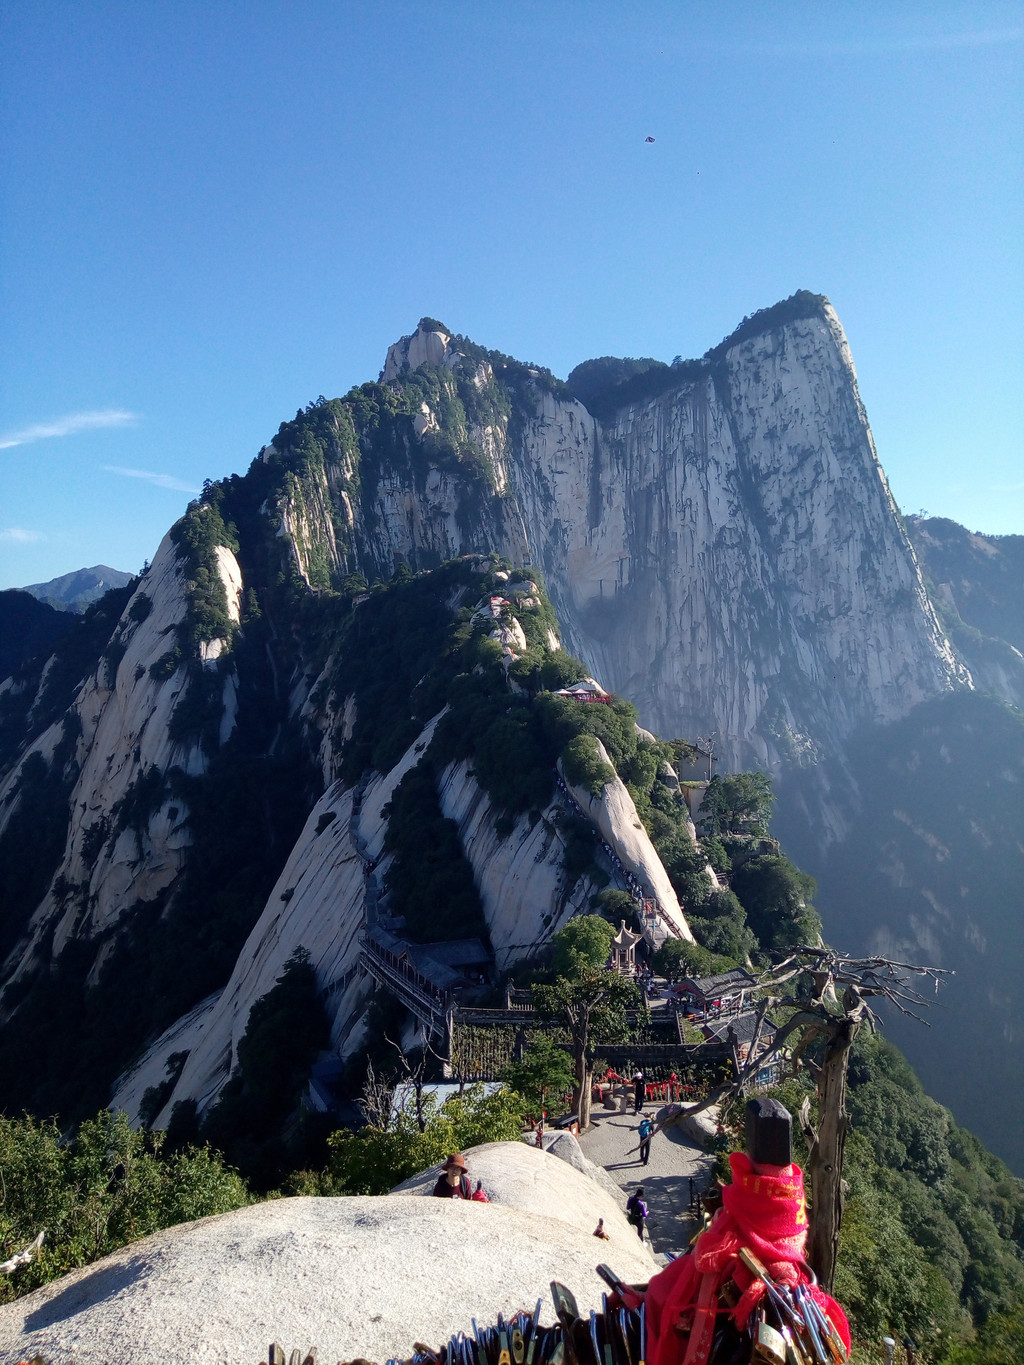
top-left (0, 580), bottom-right (136, 771)
top-left (778, 689), bottom-right (1024, 1175)
top-left (566, 291), bottom-right (829, 418)
top-left (907, 514), bottom-right (1024, 656)
top-left (712, 1031), bottom-right (1024, 1357)
top-left (0, 1109), bottom-right (249, 1305)
top-left (383, 758), bottom-right (490, 944)
top-left (0, 590), bottom-right (69, 682)
top-left (293, 1083), bottom-right (526, 1198)
top-left (0, 583), bottom-right (318, 1124)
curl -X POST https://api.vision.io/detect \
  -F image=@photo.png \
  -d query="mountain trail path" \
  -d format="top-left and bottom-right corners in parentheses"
top-left (579, 1099), bottom-right (713, 1265)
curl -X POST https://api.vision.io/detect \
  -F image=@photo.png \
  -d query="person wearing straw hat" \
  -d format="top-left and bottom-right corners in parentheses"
top-left (432, 1152), bottom-right (471, 1198)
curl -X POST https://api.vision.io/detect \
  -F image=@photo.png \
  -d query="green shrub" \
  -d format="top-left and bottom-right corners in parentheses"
top-left (536, 692), bottom-right (639, 771)
top-left (200, 948), bottom-right (330, 1189)
top-left (0, 1109), bottom-right (250, 1303)
top-left (128, 593), bottom-right (152, 623)
top-left (149, 646), bottom-right (183, 680)
top-left (502, 1036), bottom-right (575, 1120)
top-left (592, 888), bottom-right (637, 924)
top-left (561, 733), bottom-right (614, 795)
top-left (538, 651), bottom-right (586, 690)
top-left (653, 938), bottom-right (731, 980)
top-left (730, 855), bottom-right (820, 948)
top-left (471, 707), bottom-right (554, 812)
top-left (559, 811), bottom-right (601, 887)
top-left (168, 663), bottom-right (227, 753)
top-left (700, 772), bottom-right (775, 837)
top-left (550, 915), bottom-right (615, 976)
top-left (311, 1084), bottom-right (525, 1196)
top-left (688, 889), bottom-right (756, 960)
top-left (382, 759), bottom-right (489, 943)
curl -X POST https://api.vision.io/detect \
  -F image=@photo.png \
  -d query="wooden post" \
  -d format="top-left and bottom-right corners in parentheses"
top-left (801, 989), bottom-right (866, 1291)
top-left (745, 1096), bottom-right (792, 1168)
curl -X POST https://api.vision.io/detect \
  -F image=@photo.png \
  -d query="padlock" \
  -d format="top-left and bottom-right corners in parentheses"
top-left (750, 1321), bottom-right (787, 1365)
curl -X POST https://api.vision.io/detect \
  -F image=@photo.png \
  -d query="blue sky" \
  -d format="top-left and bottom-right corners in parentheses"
top-left (1, 1), bottom-right (1021, 588)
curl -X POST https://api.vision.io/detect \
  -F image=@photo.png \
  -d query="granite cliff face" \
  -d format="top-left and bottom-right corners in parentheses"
top-left (3, 291), bottom-right (1009, 1160)
top-left (0, 530), bottom-right (242, 989)
top-left (533, 309), bottom-right (965, 770)
top-left (266, 302), bottom-right (964, 772)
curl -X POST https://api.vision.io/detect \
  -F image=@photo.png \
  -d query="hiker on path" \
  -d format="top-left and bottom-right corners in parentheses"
top-left (432, 1153), bottom-right (471, 1198)
top-left (632, 1069), bottom-right (646, 1113)
top-left (626, 1186), bottom-right (648, 1240)
top-left (593, 1218), bottom-right (610, 1240)
top-left (637, 1115), bottom-right (654, 1165)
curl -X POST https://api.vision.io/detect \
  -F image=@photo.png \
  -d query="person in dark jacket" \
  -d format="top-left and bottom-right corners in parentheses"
top-left (432, 1152), bottom-right (471, 1198)
top-left (633, 1069), bottom-right (646, 1113)
top-left (626, 1186), bottom-right (648, 1239)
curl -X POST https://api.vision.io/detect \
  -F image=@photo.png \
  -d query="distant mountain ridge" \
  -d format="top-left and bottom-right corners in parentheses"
top-left (906, 516), bottom-right (1024, 707)
top-left (21, 564), bottom-right (133, 613)
top-left (0, 591), bottom-right (69, 680)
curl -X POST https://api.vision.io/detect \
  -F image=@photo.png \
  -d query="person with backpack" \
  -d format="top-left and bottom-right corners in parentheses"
top-left (432, 1152), bottom-right (471, 1198)
top-left (638, 1114), bottom-right (654, 1165)
top-left (626, 1186), bottom-right (649, 1240)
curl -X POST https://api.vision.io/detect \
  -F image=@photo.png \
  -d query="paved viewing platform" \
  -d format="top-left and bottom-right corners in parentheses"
top-left (579, 1094), bottom-right (714, 1263)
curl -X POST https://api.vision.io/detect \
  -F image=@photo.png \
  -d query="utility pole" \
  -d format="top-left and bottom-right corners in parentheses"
top-left (696, 733), bottom-right (717, 781)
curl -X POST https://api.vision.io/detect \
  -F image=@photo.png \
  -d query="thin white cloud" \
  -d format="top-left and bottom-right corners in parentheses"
top-left (104, 465), bottom-right (200, 494)
top-left (0, 409), bottom-right (138, 450)
top-left (0, 528), bottom-right (44, 544)
top-left (989, 480), bottom-right (1024, 493)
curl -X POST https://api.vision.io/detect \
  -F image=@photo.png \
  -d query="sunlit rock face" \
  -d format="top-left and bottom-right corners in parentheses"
top-left (368, 310), bottom-right (964, 772)
top-left (0, 531), bottom-right (244, 993)
top-left (506, 309), bottom-right (964, 771)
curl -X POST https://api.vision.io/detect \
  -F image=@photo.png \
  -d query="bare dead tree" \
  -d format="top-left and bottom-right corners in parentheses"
top-left (380, 1030), bottom-right (449, 1133)
top-left (651, 947), bottom-right (952, 1292)
top-left (357, 1057), bottom-right (396, 1130)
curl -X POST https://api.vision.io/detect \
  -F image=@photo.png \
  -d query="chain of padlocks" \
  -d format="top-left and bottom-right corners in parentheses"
top-left (264, 1253), bottom-right (847, 1365)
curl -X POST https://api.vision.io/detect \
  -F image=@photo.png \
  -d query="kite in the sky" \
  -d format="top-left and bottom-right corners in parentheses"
top-left (645, 136), bottom-right (655, 142)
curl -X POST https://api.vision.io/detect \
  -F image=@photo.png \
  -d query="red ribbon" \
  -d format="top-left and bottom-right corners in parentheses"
top-left (644, 1153), bottom-right (851, 1365)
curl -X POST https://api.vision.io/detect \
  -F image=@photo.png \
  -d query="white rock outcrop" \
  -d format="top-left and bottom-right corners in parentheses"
top-left (0, 1144), bottom-right (655, 1365)
top-left (382, 323), bottom-right (456, 382)
top-left (119, 704), bottom-right (602, 1118)
top-left (391, 1138), bottom-right (649, 1258)
top-left (0, 530), bottom-right (245, 990)
top-left (563, 742), bottom-right (694, 942)
top-left (437, 760), bottom-right (595, 969)
top-left (270, 304), bottom-right (964, 779)
top-left (1, 298), bottom-right (979, 1126)
top-left (119, 771), bottom-right (375, 1124)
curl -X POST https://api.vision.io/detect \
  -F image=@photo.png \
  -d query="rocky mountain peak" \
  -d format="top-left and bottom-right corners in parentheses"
top-left (381, 318), bottom-right (460, 382)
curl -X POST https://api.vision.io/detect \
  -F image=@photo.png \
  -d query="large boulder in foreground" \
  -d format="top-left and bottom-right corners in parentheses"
top-left (0, 1144), bottom-right (655, 1365)
top-left (392, 1137), bottom-right (633, 1248)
